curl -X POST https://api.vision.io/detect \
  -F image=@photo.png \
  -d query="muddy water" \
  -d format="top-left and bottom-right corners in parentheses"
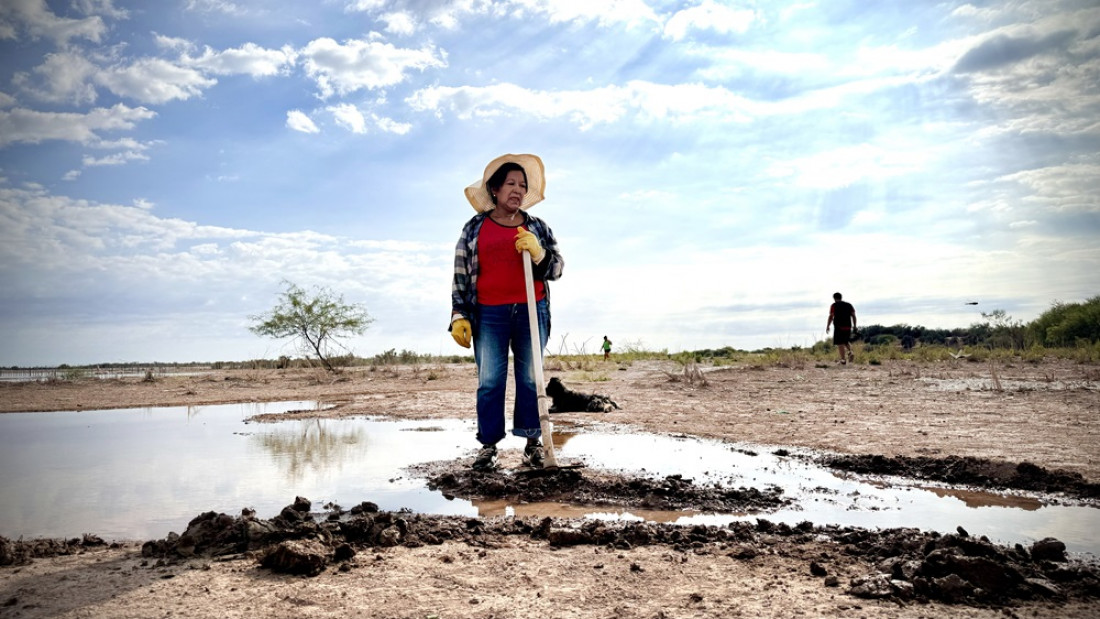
top-left (0, 402), bottom-right (1097, 557)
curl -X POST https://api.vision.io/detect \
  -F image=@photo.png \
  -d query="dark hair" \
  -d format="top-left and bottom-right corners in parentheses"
top-left (485, 161), bottom-right (528, 206)
top-left (833, 292), bottom-right (842, 300)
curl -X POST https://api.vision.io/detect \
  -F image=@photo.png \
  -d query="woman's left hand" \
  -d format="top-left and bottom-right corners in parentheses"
top-left (514, 228), bottom-right (545, 263)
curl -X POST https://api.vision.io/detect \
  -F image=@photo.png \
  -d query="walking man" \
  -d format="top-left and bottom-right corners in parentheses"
top-left (826, 292), bottom-right (857, 365)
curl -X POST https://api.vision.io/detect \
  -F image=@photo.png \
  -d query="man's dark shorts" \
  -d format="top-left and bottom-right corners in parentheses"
top-left (834, 328), bottom-right (851, 345)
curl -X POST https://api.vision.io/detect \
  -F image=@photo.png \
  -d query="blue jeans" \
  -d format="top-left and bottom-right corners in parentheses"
top-left (472, 300), bottom-right (550, 446)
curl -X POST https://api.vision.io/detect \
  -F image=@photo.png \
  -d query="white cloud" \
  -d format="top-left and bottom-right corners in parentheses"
top-left (12, 52), bottom-right (98, 104)
top-left (96, 57), bottom-right (217, 104)
top-left (73, 0), bottom-right (129, 20)
top-left (0, 103), bottom-right (155, 146)
top-left (406, 81), bottom-right (756, 129)
top-left (300, 36), bottom-right (447, 98)
top-left (82, 150), bottom-right (149, 166)
top-left (344, 0), bottom-right (660, 31)
top-left (1000, 164), bottom-right (1100, 213)
top-left (184, 0), bottom-right (244, 15)
top-left (184, 43), bottom-right (297, 77)
top-left (664, 1), bottom-right (755, 41)
top-left (952, 7), bottom-right (1100, 137)
top-left (285, 110), bottom-right (319, 133)
top-left (513, 0), bottom-right (660, 27)
top-left (373, 114), bottom-right (411, 134)
top-left (328, 103), bottom-right (368, 133)
top-left (0, 184), bottom-right (254, 269)
top-left (379, 11), bottom-right (416, 35)
top-left (154, 33), bottom-right (195, 53)
top-left (0, 0), bottom-right (107, 45)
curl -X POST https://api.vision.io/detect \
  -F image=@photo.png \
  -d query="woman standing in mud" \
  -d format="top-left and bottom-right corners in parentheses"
top-left (448, 154), bottom-right (564, 471)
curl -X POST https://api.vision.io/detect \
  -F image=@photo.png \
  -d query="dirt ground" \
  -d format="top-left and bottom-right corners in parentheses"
top-left (1, 356), bottom-right (1099, 618)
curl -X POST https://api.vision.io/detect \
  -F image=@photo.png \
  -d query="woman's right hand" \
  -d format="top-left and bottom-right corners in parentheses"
top-left (451, 318), bottom-right (472, 348)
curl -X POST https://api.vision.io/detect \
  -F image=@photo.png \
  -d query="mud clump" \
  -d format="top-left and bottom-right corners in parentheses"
top-left (821, 454), bottom-right (1100, 500)
top-left (0, 534), bottom-right (109, 566)
top-left (134, 498), bottom-right (1100, 608)
top-left (427, 467), bottom-right (789, 513)
top-left (7, 495), bottom-right (1100, 609)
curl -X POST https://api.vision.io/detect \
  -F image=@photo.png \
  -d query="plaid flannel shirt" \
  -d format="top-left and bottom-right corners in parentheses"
top-left (450, 210), bottom-right (564, 328)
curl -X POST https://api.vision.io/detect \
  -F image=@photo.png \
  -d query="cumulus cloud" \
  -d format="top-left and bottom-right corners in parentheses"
top-left (154, 33), bottom-right (195, 53)
top-left (82, 150), bottom-right (149, 166)
top-left (0, 183), bottom-right (253, 268)
top-left (664, 1), bottom-right (755, 41)
top-left (184, 0), bottom-right (245, 15)
top-left (286, 110), bottom-right (319, 133)
top-left (0, 103), bottom-right (155, 146)
top-left (300, 36), bottom-right (447, 98)
top-left (77, 136), bottom-right (158, 169)
top-left (15, 40), bottom-right (298, 107)
top-left (952, 10), bottom-right (1100, 137)
top-left (374, 114), bottom-right (411, 134)
top-left (954, 29), bottom-right (1076, 73)
top-left (328, 103), bottom-right (368, 133)
top-left (0, 0), bottom-right (107, 45)
top-left (378, 11), bottom-right (416, 35)
top-left (12, 52), bottom-right (98, 104)
top-left (95, 57), bottom-right (217, 104)
top-left (1000, 164), bottom-right (1100, 213)
top-left (183, 42), bottom-right (297, 77)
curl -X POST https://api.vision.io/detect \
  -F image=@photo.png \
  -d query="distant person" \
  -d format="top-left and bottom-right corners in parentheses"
top-left (826, 292), bottom-right (857, 364)
top-left (449, 154), bottom-right (564, 471)
top-left (602, 336), bottom-right (612, 360)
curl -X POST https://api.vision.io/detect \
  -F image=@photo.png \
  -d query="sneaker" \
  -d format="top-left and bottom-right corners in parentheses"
top-left (847, 350), bottom-right (855, 363)
top-left (472, 444), bottom-right (497, 471)
top-left (523, 443), bottom-right (545, 468)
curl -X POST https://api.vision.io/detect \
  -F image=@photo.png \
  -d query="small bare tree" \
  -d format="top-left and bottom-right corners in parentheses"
top-left (249, 281), bottom-right (373, 372)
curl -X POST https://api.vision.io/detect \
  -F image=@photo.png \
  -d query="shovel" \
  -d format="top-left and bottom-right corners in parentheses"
top-left (522, 250), bottom-right (558, 469)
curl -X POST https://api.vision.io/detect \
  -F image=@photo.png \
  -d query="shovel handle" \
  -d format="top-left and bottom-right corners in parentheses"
top-left (522, 250), bottom-right (558, 468)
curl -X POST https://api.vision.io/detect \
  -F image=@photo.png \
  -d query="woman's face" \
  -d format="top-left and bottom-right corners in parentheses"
top-left (493, 170), bottom-right (527, 214)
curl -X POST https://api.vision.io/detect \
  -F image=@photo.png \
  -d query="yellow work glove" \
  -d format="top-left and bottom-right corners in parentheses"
top-left (514, 227), bottom-right (545, 263)
top-left (451, 318), bottom-right (472, 348)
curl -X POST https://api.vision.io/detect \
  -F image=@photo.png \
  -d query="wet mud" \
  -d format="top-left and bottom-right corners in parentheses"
top-left (819, 454), bottom-right (1100, 501)
top-left (425, 466), bottom-right (789, 513)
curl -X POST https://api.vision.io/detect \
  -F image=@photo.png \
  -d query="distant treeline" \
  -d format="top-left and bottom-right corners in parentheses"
top-left (859, 295), bottom-right (1100, 350)
top-left (6, 349), bottom-right (470, 372)
top-left (692, 295), bottom-right (1100, 357)
top-left (9, 297), bottom-right (1097, 370)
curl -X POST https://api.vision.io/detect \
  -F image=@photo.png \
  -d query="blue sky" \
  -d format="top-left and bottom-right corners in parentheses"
top-left (1, 0), bottom-right (1097, 366)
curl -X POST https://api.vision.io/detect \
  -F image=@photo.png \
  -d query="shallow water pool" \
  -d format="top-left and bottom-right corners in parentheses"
top-left (0, 402), bottom-right (1096, 559)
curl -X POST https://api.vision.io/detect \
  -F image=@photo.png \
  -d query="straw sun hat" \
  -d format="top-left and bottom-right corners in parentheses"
top-left (464, 153), bottom-right (545, 212)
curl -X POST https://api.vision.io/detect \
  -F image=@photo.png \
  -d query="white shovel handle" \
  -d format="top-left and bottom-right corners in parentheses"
top-left (522, 250), bottom-right (558, 468)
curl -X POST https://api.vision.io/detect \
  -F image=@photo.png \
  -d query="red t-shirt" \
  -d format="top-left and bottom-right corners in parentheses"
top-left (477, 219), bottom-right (545, 305)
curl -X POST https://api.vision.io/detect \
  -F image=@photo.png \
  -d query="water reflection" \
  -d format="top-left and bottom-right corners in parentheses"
top-left (250, 419), bottom-right (366, 482)
top-left (0, 403), bottom-right (1097, 558)
top-left (925, 487), bottom-right (1043, 511)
